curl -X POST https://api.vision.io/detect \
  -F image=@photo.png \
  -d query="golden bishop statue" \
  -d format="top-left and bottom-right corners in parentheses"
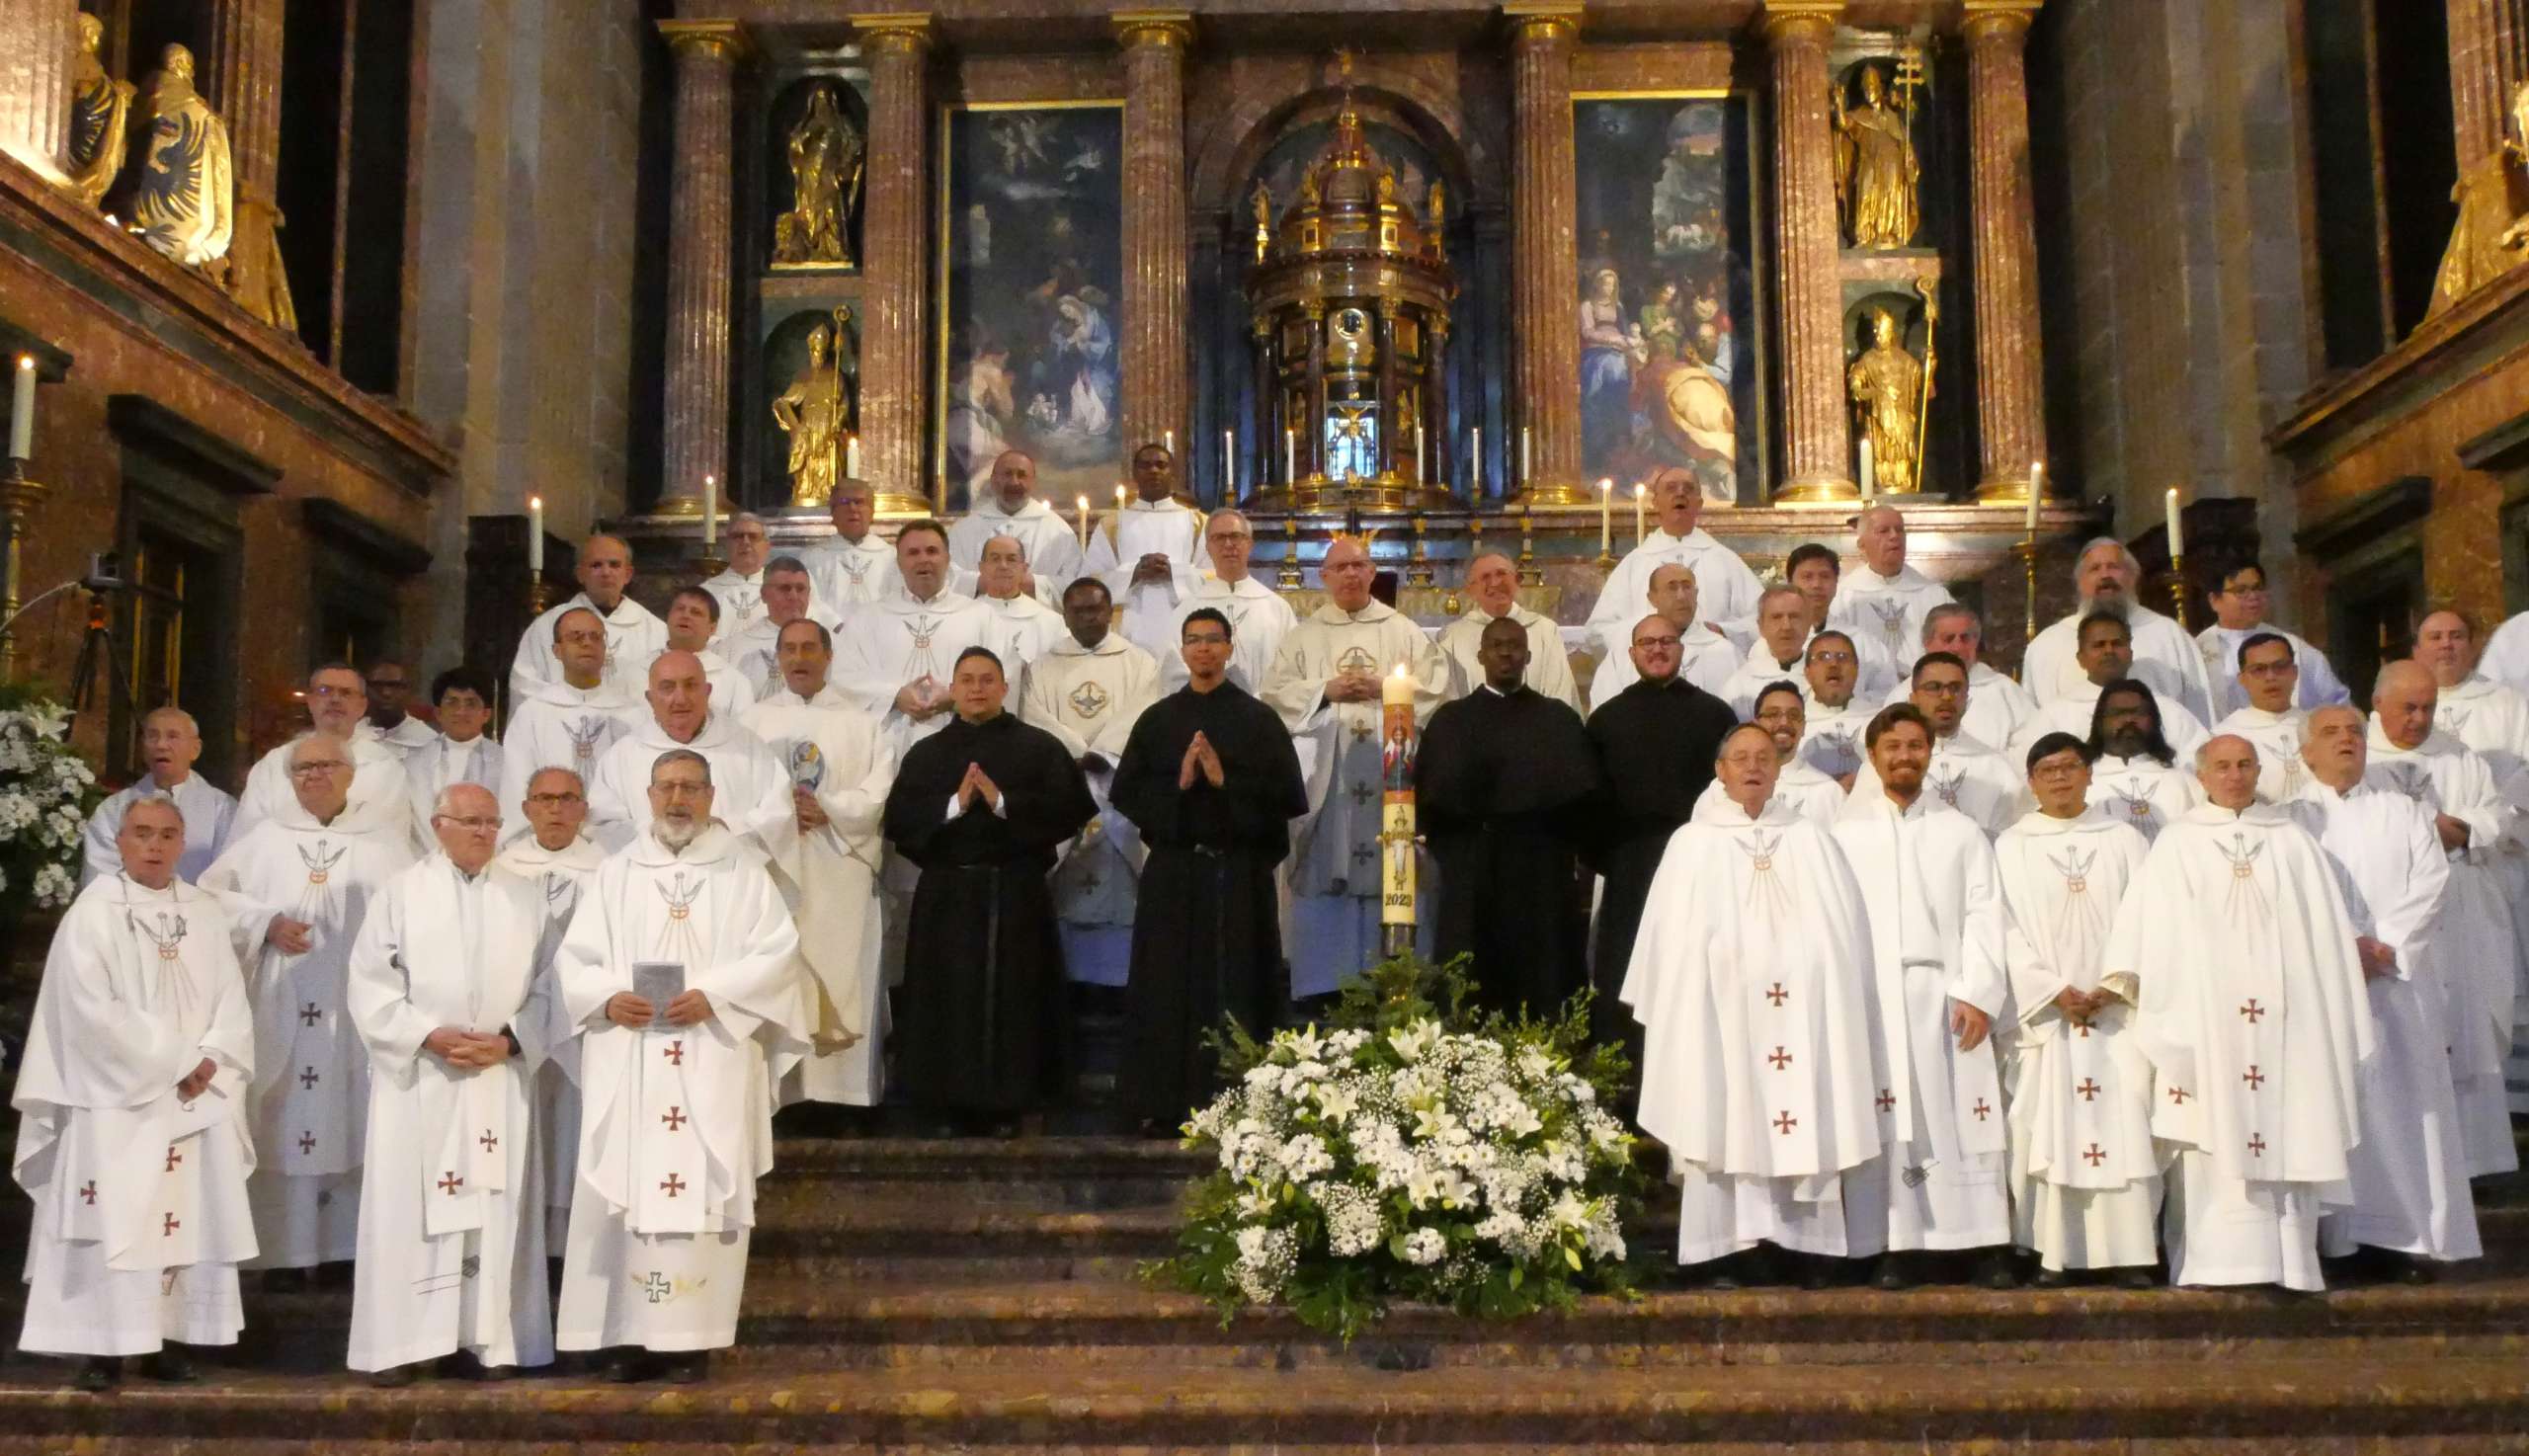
top-left (773, 312), bottom-right (856, 509)
top-left (2429, 82), bottom-right (2529, 318)
top-left (63, 13), bottom-right (132, 208)
top-left (773, 85), bottom-right (863, 269)
top-left (1833, 61), bottom-right (1921, 251)
top-left (1847, 306), bottom-right (1927, 495)
top-left (127, 44), bottom-right (234, 272)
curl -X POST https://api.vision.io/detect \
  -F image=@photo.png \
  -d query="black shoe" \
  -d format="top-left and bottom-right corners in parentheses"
top-left (2114, 1265), bottom-right (2159, 1290)
top-left (73, 1357), bottom-right (120, 1393)
top-left (602, 1350), bottom-right (647, 1384)
top-left (142, 1345), bottom-right (197, 1384)
top-left (1972, 1251), bottom-right (2021, 1290)
top-left (262, 1266), bottom-right (309, 1295)
top-left (1797, 1254), bottom-right (1840, 1291)
top-left (2030, 1266), bottom-right (2071, 1289)
top-left (434, 1352), bottom-right (471, 1380)
top-left (1870, 1254), bottom-right (1914, 1290)
top-left (1686, 1255), bottom-right (1740, 1291)
top-left (662, 1350), bottom-right (707, 1385)
top-left (473, 1360), bottom-right (516, 1382)
top-left (368, 1363), bottom-right (418, 1389)
top-left (2373, 1249), bottom-right (2437, 1285)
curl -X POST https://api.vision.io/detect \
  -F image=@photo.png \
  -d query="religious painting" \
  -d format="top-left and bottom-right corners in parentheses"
top-left (936, 102), bottom-right (1125, 512)
top-left (1572, 95), bottom-right (1766, 505)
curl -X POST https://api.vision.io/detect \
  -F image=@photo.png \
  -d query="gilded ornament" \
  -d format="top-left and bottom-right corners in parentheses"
top-left (1832, 58), bottom-right (1922, 251)
top-left (62, 13), bottom-right (132, 208)
top-left (772, 85), bottom-right (863, 269)
top-left (1847, 305), bottom-right (1927, 494)
top-left (773, 311), bottom-right (857, 508)
top-left (2431, 82), bottom-right (2529, 317)
top-left (127, 45), bottom-right (234, 272)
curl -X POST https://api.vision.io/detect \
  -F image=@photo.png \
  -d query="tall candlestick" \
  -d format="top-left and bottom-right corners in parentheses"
top-left (1114, 484), bottom-right (1128, 539)
top-left (1379, 664), bottom-right (1419, 954)
top-left (702, 476), bottom-right (717, 548)
top-left (1597, 478), bottom-right (1612, 553)
top-left (1858, 438), bottom-right (1875, 504)
top-left (1076, 494), bottom-right (1091, 551)
top-left (7, 356), bottom-right (33, 461)
top-left (2026, 461), bottom-right (2043, 532)
top-left (528, 496), bottom-right (544, 574)
top-left (2165, 486), bottom-right (2183, 560)
top-left (1633, 483), bottom-right (1648, 544)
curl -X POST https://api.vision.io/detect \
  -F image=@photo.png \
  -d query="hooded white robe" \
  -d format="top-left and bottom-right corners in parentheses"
top-left (2025, 604), bottom-right (2215, 726)
top-left (1878, 663), bottom-right (2040, 758)
top-left (1718, 642), bottom-right (1817, 721)
top-left (2212, 706), bottom-right (2311, 804)
top-left (82, 773), bottom-right (237, 888)
top-left (2427, 672), bottom-right (2529, 1119)
top-left (697, 567), bottom-right (770, 646)
top-left (1849, 731), bottom-right (2020, 837)
top-left (1141, 574), bottom-right (1296, 694)
top-left (1798, 699), bottom-right (1878, 783)
top-left (587, 711), bottom-right (793, 856)
top-left (1438, 606), bottom-right (1580, 713)
top-left (1589, 619), bottom-right (1740, 704)
top-left (402, 733), bottom-right (503, 846)
top-left (1587, 527), bottom-right (1765, 655)
top-left (827, 585), bottom-right (997, 758)
top-left (1690, 760), bottom-right (1843, 830)
top-left (648, 642), bottom-right (763, 721)
top-left (948, 496), bottom-right (1087, 590)
top-left (510, 593), bottom-right (669, 704)
top-left (1082, 498), bottom-right (1206, 627)
top-left (2196, 623), bottom-right (2350, 719)
top-left (976, 591), bottom-right (1068, 677)
top-left (499, 679), bottom-right (641, 835)
top-left (2019, 681), bottom-right (2210, 763)
top-left (1829, 563), bottom-right (1955, 670)
top-left (800, 532), bottom-right (902, 610)
top-left (233, 723), bottom-right (418, 853)
top-left (2087, 752), bottom-right (2202, 842)
top-left (495, 832), bottom-right (607, 1248)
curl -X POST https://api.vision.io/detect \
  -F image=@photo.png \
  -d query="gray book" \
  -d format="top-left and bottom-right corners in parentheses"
top-left (632, 960), bottom-right (686, 1028)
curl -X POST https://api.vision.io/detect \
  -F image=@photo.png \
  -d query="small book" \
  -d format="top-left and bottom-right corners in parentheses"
top-left (632, 960), bottom-right (686, 1028)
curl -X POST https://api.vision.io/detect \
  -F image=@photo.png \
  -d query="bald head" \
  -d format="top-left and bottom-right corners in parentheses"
top-left (646, 649), bottom-right (711, 744)
top-left (2195, 733), bottom-right (2260, 810)
top-left (1856, 504), bottom-right (1907, 575)
top-left (2374, 660), bottom-right (2438, 751)
top-left (1646, 562), bottom-right (1700, 628)
top-left (1467, 552), bottom-right (1518, 616)
top-left (1322, 535), bottom-right (1373, 610)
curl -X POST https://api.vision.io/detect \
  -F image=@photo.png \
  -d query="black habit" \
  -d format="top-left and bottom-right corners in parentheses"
top-left (1109, 680), bottom-right (1309, 1127)
top-left (883, 710), bottom-right (1098, 1113)
top-left (1581, 673), bottom-right (1736, 1056)
top-left (1416, 684), bottom-right (1602, 1019)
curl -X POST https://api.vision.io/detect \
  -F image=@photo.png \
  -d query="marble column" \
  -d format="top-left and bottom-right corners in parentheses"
top-left (207, 0), bottom-right (295, 329)
top-left (0, 0), bottom-right (76, 184)
top-left (656, 20), bottom-right (748, 517)
top-left (2448, 0), bottom-right (2528, 165)
top-left (1506, 3), bottom-right (1586, 506)
top-left (1115, 11), bottom-right (1192, 467)
top-left (1964, 0), bottom-right (2045, 502)
top-left (1763, 1), bottom-right (1850, 504)
top-left (855, 13), bottom-right (935, 511)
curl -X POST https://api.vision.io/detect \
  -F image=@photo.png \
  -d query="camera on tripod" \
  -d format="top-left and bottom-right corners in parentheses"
top-left (80, 551), bottom-right (125, 595)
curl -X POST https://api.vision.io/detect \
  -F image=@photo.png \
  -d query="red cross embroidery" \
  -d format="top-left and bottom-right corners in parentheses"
top-left (439, 1171), bottom-right (465, 1195)
top-left (2072, 1016), bottom-right (2095, 1039)
top-left (1772, 1111), bottom-right (1798, 1135)
top-left (298, 1066), bottom-right (320, 1090)
top-left (2239, 1000), bottom-right (2264, 1023)
top-left (661, 1106), bottom-right (688, 1131)
top-left (2081, 1144), bottom-right (2107, 1168)
top-left (2076, 1078), bottom-right (2101, 1102)
top-left (659, 1173), bottom-right (687, 1198)
top-left (2167, 1086), bottom-right (2190, 1105)
top-left (161, 1213), bottom-right (179, 1237)
top-left (2246, 1133), bottom-right (2267, 1158)
top-left (162, 1145), bottom-right (182, 1173)
top-left (77, 1181), bottom-right (96, 1205)
top-left (297, 1002), bottom-right (321, 1026)
top-left (2242, 1065), bottom-right (2265, 1091)
top-left (662, 1040), bottom-right (685, 1066)
top-left (1765, 983), bottom-right (1789, 1008)
top-left (1766, 1046), bottom-right (1792, 1071)
top-left (1876, 1089), bottom-right (1896, 1112)
top-left (296, 1132), bottom-right (316, 1155)
top-left (478, 1129), bottom-right (499, 1153)
top-left (1972, 1098), bottom-right (1993, 1121)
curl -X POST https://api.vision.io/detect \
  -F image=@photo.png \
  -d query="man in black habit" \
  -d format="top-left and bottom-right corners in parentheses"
top-left (882, 646), bottom-right (1097, 1133)
top-left (1416, 616), bottom-right (1602, 1018)
top-left (1110, 608), bottom-right (1309, 1135)
top-left (1581, 611), bottom-right (1737, 1065)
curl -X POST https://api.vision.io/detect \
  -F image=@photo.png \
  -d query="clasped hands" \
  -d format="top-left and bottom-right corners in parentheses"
top-left (956, 762), bottom-right (1002, 812)
top-left (1177, 731), bottom-right (1226, 790)
top-left (175, 1056), bottom-right (216, 1101)
top-left (423, 1026), bottom-right (513, 1069)
top-left (1323, 671), bottom-right (1382, 705)
top-left (604, 990), bottom-right (714, 1029)
top-left (894, 675), bottom-right (949, 719)
top-left (2355, 934), bottom-right (2399, 982)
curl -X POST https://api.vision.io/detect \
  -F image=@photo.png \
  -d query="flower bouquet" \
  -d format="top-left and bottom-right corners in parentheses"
top-left (0, 689), bottom-right (97, 924)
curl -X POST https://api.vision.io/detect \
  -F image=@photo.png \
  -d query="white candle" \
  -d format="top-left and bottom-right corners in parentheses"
top-left (702, 476), bottom-right (717, 548)
top-left (847, 435), bottom-right (860, 480)
top-left (7, 355), bottom-right (33, 461)
top-left (1597, 478), bottom-right (1612, 553)
top-left (1223, 430), bottom-right (1234, 491)
top-left (2026, 461), bottom-right (2043, 532)
top-left (1076, 494), bottom-right (1091, 551)
top-left (2165, 486), bottom-right (2184, 559)
top-left (1520, 427), bottom-right (1532, 487)
top-left (1285, 429), bottom-right (1297, 483)
top-left (1164, 429), bottom-right (1175, 458)
top-left (1471, 427), bottom-right (1483, 494)
top-left (1633, 483), bottom-right (1648, 543)
top-left (1114, 483), bottom-right (1128, 525)
top-left (528, 496), bottom-right (544, 574)
top-left (1858, 438), bottom-right (1875, 503)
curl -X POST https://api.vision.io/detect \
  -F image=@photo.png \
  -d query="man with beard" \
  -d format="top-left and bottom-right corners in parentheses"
top-left (2195, 556), bottom-right (2348, 718)
top-left (496, 767), bottom-right (604, 1248)
top-left (2212, 633), bottom-right (2312, 802)
top-left (588, 651), bottom-right (791, 853)
top-left (1588, 467), bottom-right (1766, 656)
top-left (1696, 683), bottom-right (1844, 827)
top-left (503, 608), bottom-right (642, 830)
top-left (2023, 538), bottom-right (2215, 724)
top-left (1881, 605), bottom-right (2040, 753)
top-left (1438, 552), bottom-right (1584, 712)
top-left (510, 535), bottom-right (668, 701)
top-left (1831, 504), bottom-right (1956, 670)
top-left (948, 449), bottom-right (1083, 599)
top-left (1111, 609), bottom-right (1309, 1134)
top-left (1139, 510), bottom-right (1296, 693)
top-left (1799, 631), bottom-right (1876, 787)
top-left (2019, 612), bottom-right (2210, 765)
top-left (1851, 654), bottom-right (2019, 836)
top-left (1417, 617), bottom-right (1601, 1017)
top-left (1589, 561), bottom-right (1741, 703)
top-left (2083, 680), bottom-right (2203, 841)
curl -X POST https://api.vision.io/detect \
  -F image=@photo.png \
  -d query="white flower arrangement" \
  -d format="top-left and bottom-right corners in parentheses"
top-left (0, 696), bottom-right (98, 918)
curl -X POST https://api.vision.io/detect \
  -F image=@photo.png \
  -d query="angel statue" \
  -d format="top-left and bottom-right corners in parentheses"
top-left (773, 85), bottom-right (863, 268)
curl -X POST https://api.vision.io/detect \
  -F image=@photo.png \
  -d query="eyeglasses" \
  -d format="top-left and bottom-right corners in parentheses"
top-left (652, 781), bottom-right (712, 798)
top-left (527, 792), bottom-right (585, 807)
top-left (287, 760), bottom-right (351, 776)
top-left (1632, 635), bottom-right (1682, 650)
top-left (307, 685), bottom-right (364, 700)
top-left (1807, 650), bottom-right (1856, 665)
top-left (434, 815), bottom-right (502, 832)
top-left (1914, 682), bottom-right (1968, 697)
top-left (2241, 659), bottom-right (2296, 677)
top-left (1183, 634), bottom-right (1230, 646)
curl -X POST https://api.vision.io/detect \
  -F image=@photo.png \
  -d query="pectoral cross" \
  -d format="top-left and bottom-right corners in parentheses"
top-left (297, 1132), bottom-right (316, 1155)
top-left (77, 1181), bottom-right (95, 1204)
top-left (1772, 1110), bottom-right (1798, 1135)
top-left (663, 1040), bottom-right (685, 1066)
top-left (1766, 1046), bottom-right (1792, 1070)
top-left (659, 1173), bottom-right (687, 1198)
top-left (2241, 1064), bottom-right (2264, 1090)
top-left (2075, 1078), bottom-right (2101, 1102)
top-left (2081, 1143), bottom-right (2107, 1168)
top-left (299, 1066), bottom-right (320, 1090)
top-left (298, 1002), bottom-right (321, 1026)
top-left (478, 1130), bottom-right (500, 1153)
top-left (439, 1171), bottom-right (465, 1195)
top-left (163, 1145), bottom-right (182, 1173)
top-left (661, 1106), bottom-right (688, 1131)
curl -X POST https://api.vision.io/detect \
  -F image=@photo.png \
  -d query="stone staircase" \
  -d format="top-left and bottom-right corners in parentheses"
top-left (4, 1135), bottom-right (2529, 1453)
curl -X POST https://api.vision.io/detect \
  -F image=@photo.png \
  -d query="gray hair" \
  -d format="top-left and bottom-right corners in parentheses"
top-left (1920, 603), bottom-right (1981, 646)
top-left (1756, 584), bottom-right (1806, 614)
top-left (525, 765), bottom-right (586, 795)
top-left (432, 782), bottom-right (498, 818)
top-left (2193, 737), bottom-right (2258, 772)
top-left (764, 553), bottom-right (811, 581)
top-left (651, 748), bottom-right (712, 785)
top-left (2076, 536), bottom-right (2142, 580)
top-left (980, 533), bottom-right (1030, 564)
top-left (777, 616), bottom-right (834, 652)
top-left (141, 705), bottom-right (200, 736)
top-left (124, 790), bottom-right (186, 829)
top-left (2298, 703), bottom-right (2361, 748)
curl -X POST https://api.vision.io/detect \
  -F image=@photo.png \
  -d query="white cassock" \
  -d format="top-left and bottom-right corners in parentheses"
top-left (554, 823), bottom-right (807, 1354)
top-left (1717, 644), bottom-right (1814, 720)
top-left (697, 568), bottom-right (769, 647)
top-left (1260, 603), bottom-right (1451, 995)
top-left (653, 642), bottom-right (764, 720)
top-left (2210, 707), bottom-right (2311, 803)
top-left (1994, 809), bottom-right (2160, 1271)
top-left (1690, 762), bottom-right (1843, 830)
top-left (740, 688), bottom-right (893, 1104)
top-left (1798, 700), bottom-right (1878, 783)
top-left (402, 733), bottom-right (503, 845)
top-left (2481, 609), bottom-right (2529, 693)
top-left (500, 680), bottom-right (640, 833)
top-left (1082, 499), bottom-right (1206, 628)
top-left (233, 724), bottom-right (418, 852)
top-left (977, 592), bottom-right (1068, 676)
top-left (2089, 752), bottom-right (2202, 841)
top-left (1849, 731), bottom-right (2020, 837)
top-left (2105, 804), bottom-right (2372, 1291)
top-left (948, 498), bottom-right (1087, 589)
top-left (12, 875), bottom-right (256, 1358)
top-left (1621, 797), bottom-right (1887, 1263)
top-left (81, 774), bottom-right (237, 887)
top-left (1142, 575), bottom-right (1297, 694)
top-left (1588, 619), bottom-right (1739, 704)
top-left (494, 833), bottom-right (606, 1249)
top-left (1875, 663), bottom-right (2039, 756)
top-left (2025, 605), bottom-right (2215, 725)
top-left (2362, 722), bottom-right (2521, 1173)
top-left (1437, 607), bottom-right (1579, 712)
top-left (511, 594), bottom-right (669, 704)
top-left (1829, 564), bottom-right (1956, 670)
top-left (587, 712), bottom-right (793, 855)
top-left (2428, 672), bottom-right (2529, 1117)
top-left (801, 534), bottom-right (903, 610)
top-left (375, 715), bottom-right (439, 764)
top-left (1020, 634), bottom-right (1162, 987)
top-left (1832, 794), bottom-right (2013, 1253)
top-left (2016, 681), bottom-right (2209, 763)
top-left (1588, 528), bottom-right (1765, 653)
top-left (345, 856), bottom-right (553, 1373)
top-left (196, 792), bottom-right (418, 1267)
top-left (828, 586), bottom-right (995, 757)
top-left (2196, 623), bottom-right (2350, 718)
top-left (2289, 780), bottom-right (2481, 1264)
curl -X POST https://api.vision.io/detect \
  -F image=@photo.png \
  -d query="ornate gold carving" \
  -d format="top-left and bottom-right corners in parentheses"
top-left (1833, 55), bottom-right (1922, 250)
top-left (2431, 82), bottom-right (2529, 319)
top-left (773, 84), bottom-right (862, 270)
top-left (774, 309), bottom-right (857, 509)
top-left (658, 19), bottom-right (753, 61)
top-left (63, 13), bottom-right (131, 208)
top-left (1848, 303), bottom-right (1926, 494)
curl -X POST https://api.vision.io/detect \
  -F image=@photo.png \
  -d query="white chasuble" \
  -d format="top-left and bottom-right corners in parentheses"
top-left (588, 711), bottom-right (794, 856)
top-left (948, 498), bottom-right (1086, 587)
top-left (1587, 528), bottom-right (1765, 654)
top-left (497, 832), bottom-right (607, 1247)
top-left (345, 857), bottom-right (553, 1372)
top-left (2197, 623), bottom-right (2350, 718)
top-left (499, 680), bottom-right (640, 833)
top-left (2019, 682), bottom-right (2210, 764)
top-left (510, 593), bottom-right (668, 704)
top-left (14, 875), bottom-right (257, 1357)
top-left (654, 642), bottom-right (764, 720)
top-left (1689, 761), bottom-right (1843, 830)
top-left (1849, 731), bottom-right (2020, 838)
top-left (1438, 606), bottom-right (1581, 713)
top-left (698, 567), bottom-right (768, 646)
top-left (977, 592), bottom-right (1068, 677)
top-left (233, 725), bottom-right (419, 854)
top-left (1082, 499), bottom-right (1205, 623)
top-left (828, 586), bottom-right (996, 756)
top-left (2024, 604), bottom-right (2216, 725)
top-left (1829, 564), bottom-right (1955, 671)
top-left (198, 794), bottom-right (417, 1267)
top-left (553, 824), bottom-right (807, 1352)
top-left (802, 533), bottom-right (902, 610)
top-left (403, 733), bottom-right (503, 845)
top-left (1994, 809), bottom-right (2159, 1270)
top-left (1142, 575), bottom-right (1297, 694)
top-left (2211, 706), bottom-right (2310, 804)
top-left (2433, 673), bottom-right (2529, 1126)
top-left (2088, 753), bottom-right (2202, 842)
top-left (81, 772), bottom-right (238, 888)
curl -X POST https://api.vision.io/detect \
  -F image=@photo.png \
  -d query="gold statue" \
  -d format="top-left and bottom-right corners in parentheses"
top-left (2431, 82), bottom-right (2529, 318)
top-left (1847, 306), bottom-right (1927, 494)
top-left (1251, 181), bottom-right (1273, 263)
top-left (1832, 60), bottom-right (1921, 250)
top-left (1427, 179), bottom-right (1445, 231)
top-left (772, 85), bottom-right (862, 269)
top-left (63, 13), bottom-right (132, 208)
top-left (127, 44), bottom-right (233, 271)
top-left (773, 311), bottom-right (856, 508)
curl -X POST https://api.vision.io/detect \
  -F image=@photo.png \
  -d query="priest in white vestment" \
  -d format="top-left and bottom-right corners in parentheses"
top-left (948, 449), bottom-right (1084, 601)
top-left (554, 750), bottom-right (808, 1384)
top-left (656, 587), bottom-right (760, 719)
top-left (1624, 724), bottom-right (1886, 1282)
top-left (2084, 680), bottom-right (2205, 840)
top-left (2363, 661), bottom-right (2521, 1174)
top-left (2023, 538), bottom-right (2216, 723)
top-left (197, 734), bottom-right (419, 1281)
top-left (1877, 605), bottom-right (2040, 754)
top-left (740, 620), bottom-right (894, 1106)
top-left (364, 663), bottom-right (440, 762)
top-left (2291, 705), bottom-right (2481, 1276)
top-left (509, 534), bottom-right (669, 702)
top-left (2480, 606), bottom-right (2529, 695)
top-left (1020, 580), bottom-right (1162, 988)
top-left (1996, 733), bottom-right (2159, 1281)
top-left (1587, 561), bottom-right (1742, 703)
top-left (973, 534), bottom-right (1068, 674)
top-left (828, 520), bottom-right (995, 757)
top-left (1798, 632), bottom-right (1878, 786)
top-left (1692, 684), bottom-right (1843, 828)
top-left (2015, 611), bottom-right (2210, 763)
top-left (14, 797), bottom-right (256, 1391)
top-left (1833, 704), bottom-right (2017, 1287)
top-left (1082, 443), bottom-right (1206, 629)
top-left (2105, 734), bottom-right (2372, 1291)
top-left (496, 767), bottom-right (606, 1249)
top-left (2212, 632), bottom-right (2313, 802)
top-left (2195, 557), bottom-right (2350, 718)
top-left (402, 667), bottom-right (504, 846)
top-left (1438, 553), bottom-right (1580, 711)
top-left (1587, 467), bottom-right (1764, 666)
top-left (346, 784), bottom-right (553, 1381)
top-left (232, 664), bottom-right (417, 850)
top-left (1850, 655), bottom-right (2020, 836)
top-left (1718, 587), bottom-right (1828, 718)
top-left (1138, 511), bottom-right (1297, 692)
top-left (588, 651), bottom-right (791, 854)
top-left (1260, 535), bottom-right (1450, 994)
top-left (800, 480), bottom-right (902, 608)
top-left (1783, 542), bottom-right (1900, 700)
top-left (501, 607), bottom-right (641, 839)
top-left (1829, 505), bottom-right (1956, 672)
top-left (697, 512), bottom-right (774, 646)
top-left (719, 560), bottom-right (840, 705)
top-left (82, 706), bottom-right (236, 886)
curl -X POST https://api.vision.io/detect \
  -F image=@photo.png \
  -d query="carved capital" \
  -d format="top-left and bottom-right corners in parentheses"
top-left (1112, 9), bottom-right (1193, 49)
top-left (1962, 0), bottom-right (2041, 44)
top-left (1503, 1), bottom-right (1584, 46)
top-left (656, 19), bottom-right (753, 65)
top-left (1758, 1), bottom-right (1842, 48)
top-left (852, 12), bottom-right (937, 56)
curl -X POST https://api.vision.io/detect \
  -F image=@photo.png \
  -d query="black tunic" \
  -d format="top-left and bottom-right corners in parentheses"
top-left (1416, 685), bottom-right (1602, 1019)
top-left (1109, 680), bottom-right (1309, 1127)
top-left (883, 711), bottom-right (1097, 1113)
top-left (1581, 674), bottom-right (1737, 1054)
